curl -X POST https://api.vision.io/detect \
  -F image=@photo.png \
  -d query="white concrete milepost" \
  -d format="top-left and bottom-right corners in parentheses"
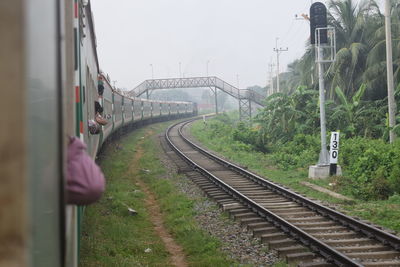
top-left (329, 132), bottom-right (339, 175)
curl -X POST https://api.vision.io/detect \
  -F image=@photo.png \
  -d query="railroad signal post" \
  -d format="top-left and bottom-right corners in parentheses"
top-left (308, 2), bottom-right (338, 179)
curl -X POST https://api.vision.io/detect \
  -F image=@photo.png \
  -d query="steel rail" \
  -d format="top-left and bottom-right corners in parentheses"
top-left (177, 119), bottom-right (400, 252)
top-left (165, 120), bottom-right (362, 267)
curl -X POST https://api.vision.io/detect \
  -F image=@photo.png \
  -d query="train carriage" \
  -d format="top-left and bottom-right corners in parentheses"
top-left (178, 101), bottom-right (188, 114)
top-left (170, 102), bottom-right (178, 115)
top-left (0, 1), bottom-right (197, 267)
top-left (113, 92), bottom-right (123, 129)
top-left (153, 100), bottom-right (162, 117)
top-left (100, 75), bottom-right (113, 141)
top-left (124, 98), bottom-right (134, 123)
top-left (142, 99), bottom-right (152, 120)
top-left (187, 102), bottom-right (195, 114)
top-left (161, 102), bottom-right (170, 116)
top-left (133, 98), bottom-right (143, 121)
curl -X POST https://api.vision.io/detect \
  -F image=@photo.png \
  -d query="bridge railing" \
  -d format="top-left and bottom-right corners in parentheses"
top-left (128, 76), bottom-right (265, 107)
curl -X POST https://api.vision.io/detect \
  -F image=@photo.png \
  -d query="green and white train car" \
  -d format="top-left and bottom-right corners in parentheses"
top-left (0, 1), bottom-right (197, 267)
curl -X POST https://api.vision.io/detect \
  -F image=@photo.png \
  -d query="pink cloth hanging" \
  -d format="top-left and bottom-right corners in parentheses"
top-left (66, 136), bottom-right (105, 205)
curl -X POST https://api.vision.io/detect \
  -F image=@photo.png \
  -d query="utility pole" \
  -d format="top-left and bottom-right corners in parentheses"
top-left (268, 62), bottom-right (275, 95)
top-left (273, 37), bottom-right (288, 93)
top-left (385, 0), bottom-right (397, 143)
top-left (179, 62), bottom-right (182, 78)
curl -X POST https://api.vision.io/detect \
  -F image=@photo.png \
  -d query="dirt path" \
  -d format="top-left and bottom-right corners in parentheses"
top-left (129, 130), bottom-right (188, 267)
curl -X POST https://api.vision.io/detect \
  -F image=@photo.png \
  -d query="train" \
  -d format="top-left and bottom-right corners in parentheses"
top-left (0, 1), bottom-right (197, 267)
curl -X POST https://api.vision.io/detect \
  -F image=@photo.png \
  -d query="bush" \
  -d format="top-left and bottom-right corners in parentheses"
top-left (339, 138), bottom-right (400, 200)
top-left (208, 120), bottom-right (233, 138)
top-left (202, 115), bottom-right (400, 200)
top-left (269, 134), bottom-right (319, 169)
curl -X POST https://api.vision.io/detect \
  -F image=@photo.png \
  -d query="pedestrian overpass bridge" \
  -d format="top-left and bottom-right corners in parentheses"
top-left (128, 76), bottom-right (265, 120)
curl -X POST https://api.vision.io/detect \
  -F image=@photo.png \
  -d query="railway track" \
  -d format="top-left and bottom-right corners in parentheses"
top-left (165, 119), bottom-right (400, 267)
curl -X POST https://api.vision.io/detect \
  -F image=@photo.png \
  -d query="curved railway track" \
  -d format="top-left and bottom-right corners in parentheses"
top-left (165, 118), bottom-right (400, 267)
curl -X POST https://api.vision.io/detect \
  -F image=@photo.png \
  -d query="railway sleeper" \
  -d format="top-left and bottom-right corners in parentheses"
top-left (225, 183), bottom-right (258, 187)
top-left (232, 212), bottom-right (258, 220)
top-left (302, 226), bottom-right (348, 233)
top-left (286, 216), bottom-right (329, 223)
top-left (252, 227), bottom-right (280, 237)
top-left (268, 207), bottom-right (310, 213)
top-left (262, 203), bottom-right (300, 209)
top-left (251, 198), bottom-right (292, 203)
top-left (336, 244), bottom-right (393, 253)
top-left (323, 238), bottom-right (380, 247)
top-left (206, 192), bottom-right (229, 198)
top-left (212, 195), bottom-right (234, 202)
top-left (176, 166), bottom-right (193, 172)
top-left (221, 203), bottom-right (244, 211)
top-left (238, 188), bottom-right (268, 192)
top-left (268, 238), bottom-right (299, 249)
top-left (277, 211), bottom-right (316, 218)
top-left (200, 186), bottom-right (222, 192)
top-left (243, 192), bottom-right (280, 198)
top-left (239, 217), bottom-right (266, 226)
top-left (311, 231), bottom-right (361, 239)
top-left (286, 252), bottom-right (317, 264)
top-left (276, 245), bottom-right (309, 257)
top-left (261, 232), bottom-right (290, 242)
top-left (362, 260), bottom-right (400, 266)
top-left (227, 208), bottom-right (251, 215)
top-left (293, 221), bottom-right (337, 228)
top-left (215, 199), bottom-right (238, 206)
top-left (203, 189), bottom-right (225, 195)
top-left (185, 175), bottom-right (206, 182)
top-left (298, 261), bottom-right (335, 267)
top-left (230, 186), bottom-right (262, 190)
top-left (346, 250), bottom-right (400, 260)
top-left (246, 222), bottom-right (273, 231)
top-left (194, 181), bottom-right (214, 187)
top-left (258, 195), bottom-right (293, 201)
top-left (197, 185), bottom-right (218, 191)
top-left (224, 179), bottom-right (259, 184)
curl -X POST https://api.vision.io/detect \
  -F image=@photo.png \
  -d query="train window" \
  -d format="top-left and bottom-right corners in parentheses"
top-left (79, 3), bottom-right (85, 43)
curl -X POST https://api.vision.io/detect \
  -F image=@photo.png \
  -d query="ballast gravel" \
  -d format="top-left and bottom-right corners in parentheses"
top-left (157, 135), bottom-right (278, 266)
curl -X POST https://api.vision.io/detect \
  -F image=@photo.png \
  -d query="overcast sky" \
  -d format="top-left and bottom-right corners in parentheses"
top-left (91, 0), bottom-right (329, 90)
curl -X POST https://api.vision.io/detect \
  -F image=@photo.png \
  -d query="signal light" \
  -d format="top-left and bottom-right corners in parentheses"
top-left (310, 2), bottom-right (328, 45)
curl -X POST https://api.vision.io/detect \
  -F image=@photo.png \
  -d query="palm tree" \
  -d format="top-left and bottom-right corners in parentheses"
top-left (365, 0), bottom-right (400, 100)
top-left (325, 0), bottom-right (382, 98)
top-left (288, 0), bottom-right (383, 100)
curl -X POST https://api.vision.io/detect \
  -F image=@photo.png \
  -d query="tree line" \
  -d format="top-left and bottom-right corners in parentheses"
top-left (262, 0), bottom-right (400, 140)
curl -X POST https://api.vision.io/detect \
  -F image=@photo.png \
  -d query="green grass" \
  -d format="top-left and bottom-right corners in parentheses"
top-left (190, 120), bottom-right (346, 204)
top-left (190, 119), bottom-right (400, 234)
top-left (80, 126), bottom-right (172, 267)
top-left (80, 120), bottom-right (237, 267)
top-left (343, 195), bottom-right (400, 232)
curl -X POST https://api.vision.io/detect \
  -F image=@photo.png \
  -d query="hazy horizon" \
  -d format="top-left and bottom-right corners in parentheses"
top-left (91, 0), bottom-right (328, 90)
